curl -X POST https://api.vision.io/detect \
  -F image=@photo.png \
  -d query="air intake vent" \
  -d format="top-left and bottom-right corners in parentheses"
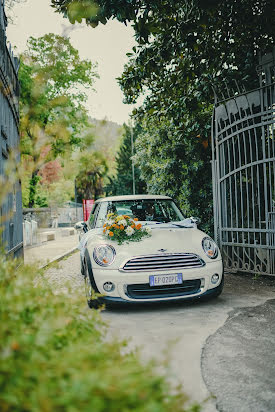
top-left (121, 253), bottom-right (205, 272)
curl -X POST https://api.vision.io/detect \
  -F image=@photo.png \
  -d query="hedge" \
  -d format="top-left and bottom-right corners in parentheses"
top-left (0, 253), bottom-right (200, 412)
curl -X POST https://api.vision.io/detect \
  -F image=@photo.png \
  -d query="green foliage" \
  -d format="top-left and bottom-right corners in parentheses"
top-left (91, 118), bottom-right (123, 177)
top-left (44, 178), bottom-right (75, 208)
top-left (0, 253), bottom-right (197, 412)
top-left (106, 123), bottom-right (146, 196)
top-left (134, 109), bottom-right (214, 234)
top-left (53, 0), bottom-right (275, 233)
top-left (20, 33), bottom-right (97, 157)
top-left (28, 173), bottom-right (41, 208)
top-left (76, 151), bottom-right (109, 201)
top-left (19, 33), bottom-right (98, 207)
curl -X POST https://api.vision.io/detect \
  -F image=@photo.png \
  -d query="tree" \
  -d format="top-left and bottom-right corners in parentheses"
top-left (76, 152), bottom-right (108, 201)
top-left (105, 123), bottom-right (146, 196)
top-left (39, 159), bottom-right (62, 186)
top-left (52, 0), bottom-right (275, 232)
top-left (133, 112), bottom-right (214, 232)
top-left (19, 33), bottom-right (97, 207)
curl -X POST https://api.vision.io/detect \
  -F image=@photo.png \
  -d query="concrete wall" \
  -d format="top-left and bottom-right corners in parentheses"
top-left (23, 206), bottom-right (83, 228)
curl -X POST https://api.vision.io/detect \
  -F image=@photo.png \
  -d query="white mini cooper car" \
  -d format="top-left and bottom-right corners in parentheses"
top-left (76, 195), bottom-right (223, 307)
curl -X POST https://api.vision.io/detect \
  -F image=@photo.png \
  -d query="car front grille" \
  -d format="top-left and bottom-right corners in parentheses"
top-left (121, 253), bottom-right (205, 272)
top-left (126, 279), bottom-right (202, 299)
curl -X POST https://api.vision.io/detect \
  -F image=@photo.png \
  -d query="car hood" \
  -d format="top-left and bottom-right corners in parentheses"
top-left (82, 224), bottom-right (221, 269)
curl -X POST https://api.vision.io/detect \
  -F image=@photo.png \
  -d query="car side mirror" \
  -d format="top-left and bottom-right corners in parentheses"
top-left (190, 216), bottom-right (200, 226)
top-left (75, 221), bottom-right (88, 232)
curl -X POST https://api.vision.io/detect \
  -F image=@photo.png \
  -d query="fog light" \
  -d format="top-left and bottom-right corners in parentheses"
top-left (103, 282), bottom-right (115, 292)
top-left (211, 274), bottom-right (219, 284)
top-left (200, 278), bottom-right (205, 288)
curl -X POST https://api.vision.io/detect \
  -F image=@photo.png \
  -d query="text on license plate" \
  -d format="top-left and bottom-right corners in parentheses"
top-left (149, 273), bottom-right (183, 287)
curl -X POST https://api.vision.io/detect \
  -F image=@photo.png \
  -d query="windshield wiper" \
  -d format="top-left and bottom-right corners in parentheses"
top-left (171, 219), bottom-right (195, 228)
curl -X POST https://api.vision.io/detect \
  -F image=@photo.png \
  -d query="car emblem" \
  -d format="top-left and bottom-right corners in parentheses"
top-left (158, 248), bottom-right (167, 252)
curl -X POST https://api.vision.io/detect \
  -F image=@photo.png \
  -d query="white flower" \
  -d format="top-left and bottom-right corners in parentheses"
top-left (106, 219), bottom-right (115, 226)
top-left (145, 226), bottom-right (152, 234)
top-left (105, 229), bottom-right (110, 236)
top-left (125, 226), bottom-right (134, 237)
top-left (119, 219), bottom-right (127, 227)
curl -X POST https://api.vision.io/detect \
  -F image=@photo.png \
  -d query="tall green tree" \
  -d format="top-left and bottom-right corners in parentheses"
top-left (105, 123), bottom-right (146, 196)
top-left (52, 0), bottom-right (275, 232)
top-left (19, 33), bottom-right (97, 207)
top-left (76, 151), bottom-right (108, 201)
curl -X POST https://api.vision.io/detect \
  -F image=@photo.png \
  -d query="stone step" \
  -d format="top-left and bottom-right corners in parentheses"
top-left (41, 231), bottom-right (56, 242)
top-left (61, 228), bottom-right (76, 237)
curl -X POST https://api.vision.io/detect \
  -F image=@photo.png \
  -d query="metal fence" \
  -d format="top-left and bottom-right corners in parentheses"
top-left (212, 50), bottom-right (275, 276)
top-left (0, 1), bottom-right (22, 259)
top-left (23, 219), bottom-right (38, 247)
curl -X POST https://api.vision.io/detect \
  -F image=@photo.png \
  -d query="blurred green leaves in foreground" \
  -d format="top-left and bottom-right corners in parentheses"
top-left (0, 253), bottom-right (200, 412)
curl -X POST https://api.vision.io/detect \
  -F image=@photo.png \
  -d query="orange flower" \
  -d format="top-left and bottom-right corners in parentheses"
top-left (134, 218), bottom-right (138, 221)
top-left (112, 224), bottom-right (116, 227)
top-left (136, 223), bottom-right (142, 230)
top-left (11, 341), bottom-right (20, 351)
top-left (123, 215), bottom-right (129, 218)
top-left (120, 225), bottom-right (124, 230)
top-left (107, 226), bottom-right (111, 230)
top-left (103, 223), bottom-right (106, 228)
top-left (115, 224), bottom-right (120, 229)
top-left (103, 228), bottom-right (106, 233)
top-left (109, 231), bottom-right (114, 237)
top-left (131, 224), bottom-right (135, 229)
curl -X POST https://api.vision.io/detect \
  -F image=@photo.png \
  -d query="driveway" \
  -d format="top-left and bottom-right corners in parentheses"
top-left (102, 272), bottom-right (275, 411)
top-left (45, 253), bottom-right (275, 411)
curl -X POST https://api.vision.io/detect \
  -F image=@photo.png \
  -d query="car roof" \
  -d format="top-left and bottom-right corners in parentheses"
top-left (94, 194), bottom-right (172, 203)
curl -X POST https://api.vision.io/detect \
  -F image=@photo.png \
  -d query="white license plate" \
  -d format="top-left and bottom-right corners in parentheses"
top-left (149, 273), bottom-right (183, 287)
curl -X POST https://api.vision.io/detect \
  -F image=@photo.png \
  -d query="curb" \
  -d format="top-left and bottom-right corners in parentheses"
top-left (40, 246), bottom-right (78, 269)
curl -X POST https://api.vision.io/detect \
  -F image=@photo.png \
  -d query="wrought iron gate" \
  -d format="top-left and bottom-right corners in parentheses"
top-left (212, 50), bottom-right (275, 276)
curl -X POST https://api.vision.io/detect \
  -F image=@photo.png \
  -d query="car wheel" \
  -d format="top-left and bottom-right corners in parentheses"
top-left (83, 259), bottom-right (102, 309)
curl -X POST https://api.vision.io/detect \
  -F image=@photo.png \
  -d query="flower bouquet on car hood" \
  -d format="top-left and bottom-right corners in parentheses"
top-left (103, 213), bottom-right (151, 245)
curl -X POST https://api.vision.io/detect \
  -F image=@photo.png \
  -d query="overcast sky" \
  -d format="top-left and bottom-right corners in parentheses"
top-left (6, 0), bottom-right (138, 125)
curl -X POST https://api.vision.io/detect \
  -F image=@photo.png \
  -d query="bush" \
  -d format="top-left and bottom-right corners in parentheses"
top-left (0, 254), bottom-right (199, 412)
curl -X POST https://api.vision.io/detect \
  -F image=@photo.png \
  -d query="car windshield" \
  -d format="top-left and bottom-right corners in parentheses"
top-left (95, 199), bottom-right (184, 228)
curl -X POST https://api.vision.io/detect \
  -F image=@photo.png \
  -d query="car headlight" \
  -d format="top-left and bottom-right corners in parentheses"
top-left (202, 237), bottom-right (218, 259)
top-left (93, 244), bottom-right (116, 266)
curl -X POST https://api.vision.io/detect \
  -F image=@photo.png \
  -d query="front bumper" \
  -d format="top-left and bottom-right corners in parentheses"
top-left (102, 283), bottom-right (222, 304)
top-left (92, 259), bottom-right (223, 303)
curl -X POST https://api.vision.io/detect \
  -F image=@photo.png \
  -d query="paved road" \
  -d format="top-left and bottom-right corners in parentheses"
top-left (24, 228), bottom-right (78, 266)
top-left (45, 252), bottom-right (275, 412)
top-left (202, 299), bottom-right (275, 412)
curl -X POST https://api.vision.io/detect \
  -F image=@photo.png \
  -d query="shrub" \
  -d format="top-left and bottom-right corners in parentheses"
top-left (0, 254), bottom-right (199, 412)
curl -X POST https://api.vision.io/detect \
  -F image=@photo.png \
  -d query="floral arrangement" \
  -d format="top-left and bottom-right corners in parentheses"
top-left (103, 213), bottom-right (151, 245)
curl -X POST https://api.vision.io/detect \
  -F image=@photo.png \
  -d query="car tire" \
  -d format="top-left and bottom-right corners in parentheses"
top-left (83, 258), bottom-right (102, 309)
